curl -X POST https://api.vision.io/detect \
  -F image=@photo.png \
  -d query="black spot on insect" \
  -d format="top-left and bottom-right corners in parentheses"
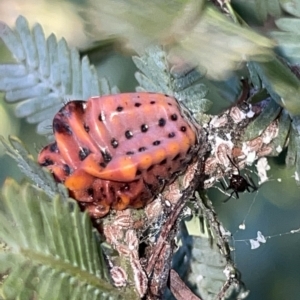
top-left (167, 167), bottom-right (172, 172)
top-left (153, 140), bottom-right (160, 146)
top-left (87, 187), bottom-right (94, 196)
top-left (101, 150), bottom-right (112, 163)
top-left (58, 105), bottom-right (72, 118)
top-left (180, 126), bottom-right (187, 132)
top-left (79, 147), bottom-right (91, 161)
top-left (159, 159), bottom-right (167, 165)
top-left (49, 142), bottom-right (58, 152)
top-left (63, 164), bottom-right (71, 175)
top-left (41, 158), bottom-right (54, 166)
top-left (158, 118), bottom-right (166, 127)
top-left (99, 162), bottom-right (107, 168)
top-left (168, 102), bottom-right (172, 106)
top-left (109, 186), bottom-right (116, 195)
top-left (141, 124), bottom-right (148, 132)
top-left (135, 103), bottom-right (142, 107)
top-left (172, 153), bottom-right (180, 161)
top-left (139, 147), bottom-right (147, 152)
top-left (136, 169), bottom-right (142, 176)
top-left (125, 130), bottom-right (133, 139)
top-left (150, 101), bottom-right (156, 104)
top-left (170, 114), bottom-right (178, 121)
top-left (147, 165), bottom-right (154, 172)
top-left (116, 106), bottom-right (123, 112)
top-left (111, 138), bottom-right (119, 148)
top-left (126, 151), bottom-right (134, 155)
top-left (83, 123), bottom-right (90, 132)
top-left (98, 112), bottom-right (105, 121)
top-left (145, 182), bottom-right (153, 191)
top-left (168, 132), bottom-right (176, 138)
top-left (53, 118), bottom-right (72, 135)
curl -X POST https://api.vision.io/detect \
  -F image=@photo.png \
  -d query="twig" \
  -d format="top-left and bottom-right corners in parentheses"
top-left (169, 269), bottom-right (203, 300)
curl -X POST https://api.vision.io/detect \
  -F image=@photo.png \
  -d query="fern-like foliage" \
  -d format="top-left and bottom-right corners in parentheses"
top-left (169, 209), bottom-right (248, 299)
top-left (0, 135), bottom-right (68, 200)
top-left (246, 58), bottom-right (300, 182)
top-left (0, 16), bottom-right (118, 137)
top-left (0, 179), bottom-right (127, 300)
top-left (133, 46), bottom-right (212, 120)
top-left (270, 20), bottom-right (300, 65)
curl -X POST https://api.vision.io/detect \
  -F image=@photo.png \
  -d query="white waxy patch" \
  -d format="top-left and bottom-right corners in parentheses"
top-left (204, 176), bottom-right (215, 185)
top-left (165, 200), bottom-right (171, 207)
top-left (256, 157), bottom-right (270, 185)
top-left (246, 151), bottom-right (256, 164)
top-left (276, 145), bottom-right (282, 153)
top-left (242, 141), bottom-right (259, 161)
top-left (246, 105), bottom-right (255, 118)
top-left (225, 133), bottom-right (232, 140)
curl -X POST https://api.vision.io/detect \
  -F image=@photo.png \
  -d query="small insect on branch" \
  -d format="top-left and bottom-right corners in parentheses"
top-left (221, 155), bottom-right (258, 203)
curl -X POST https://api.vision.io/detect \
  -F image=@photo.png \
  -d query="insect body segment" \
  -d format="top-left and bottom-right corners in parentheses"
top-left (38, 93), bottom-right (200, 218)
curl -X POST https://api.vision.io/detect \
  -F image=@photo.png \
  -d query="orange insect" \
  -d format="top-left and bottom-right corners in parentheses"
top-left (38, 93), bottom-right (200, 218)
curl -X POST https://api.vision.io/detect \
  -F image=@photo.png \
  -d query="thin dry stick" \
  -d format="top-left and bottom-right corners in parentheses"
top-left (169, 269), bottom-right (203, 300)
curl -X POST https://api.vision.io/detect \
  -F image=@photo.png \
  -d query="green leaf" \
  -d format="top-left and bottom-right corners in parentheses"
top-left (179, 215), bottom-right (248, 299)
top-left (280, 0), bottom-right (300, 17)
top-left (269, 31), bottom-right (300, 64)
top-left (243, 98), bottom-right (281, 141)
top-left (0, 135), bottom-right (68, 200)
top-left (0, 179), bottom-right (124, 299)
top-left (83, 0), bottom-right (274, 80)
top-left (270, 17), bottom-right (300, 65)
top-left (133, 46), bottom-right (212, 120)
top-left (266, 0), bottom-right (282, 17)
top-left (275, 17), bottom-right (300, 34)
top-left (249, 58), bottom-right (300, 116)
top-left (268, 109), bottom-right (291, 156)
top-left (232, 0), bottom-right (283, 24)
top-left (0, 16), bottom-right (117, 137)
top-left (255, 0), bottom-right (268, 23)
top-left (291, 117), bottom-right (300, 185)
top-left (286, 125), bottom-right (297, 167)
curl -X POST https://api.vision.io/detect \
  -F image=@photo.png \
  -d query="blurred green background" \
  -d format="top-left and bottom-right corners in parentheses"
top-left (0, 1), bottom-right (300, 299)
